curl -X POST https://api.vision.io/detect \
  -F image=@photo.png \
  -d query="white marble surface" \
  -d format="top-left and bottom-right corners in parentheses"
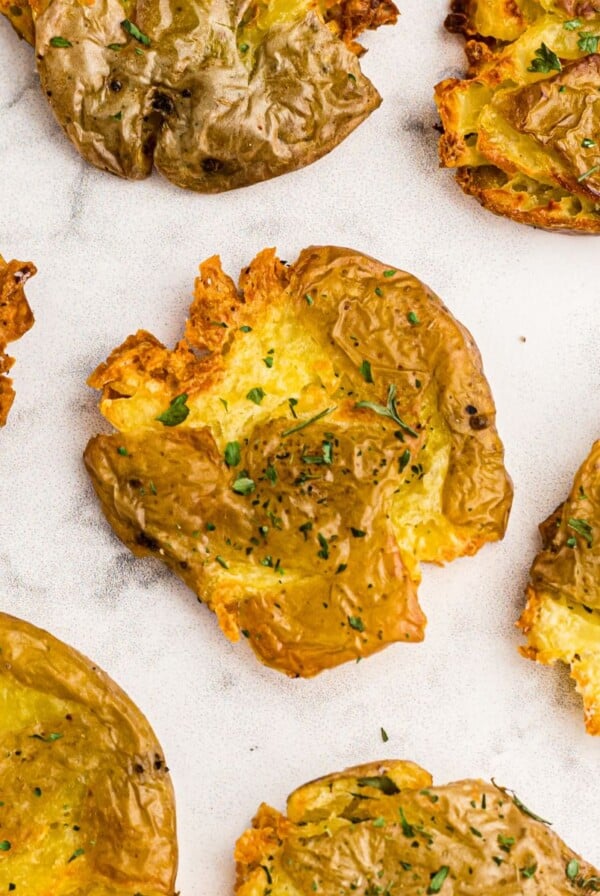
top-left (1, 2), bottom-right (600, 893)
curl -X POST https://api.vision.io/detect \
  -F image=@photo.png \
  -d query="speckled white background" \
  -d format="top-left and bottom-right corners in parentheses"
top-left (1, 1), bottom-right (599, 892)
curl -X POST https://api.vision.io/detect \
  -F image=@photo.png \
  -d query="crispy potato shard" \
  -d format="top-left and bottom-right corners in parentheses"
top-left (84, 246), bottom-right (512, 677)
top-left (519, 440), bottom-right (600, 735)
top-left (0, 255), bottom-right (35, 427)
top-left (1, 0), bottom-right (397, 193)
top-left (0, 611), bottom-right (177, 895)
top-left (435, 2), bottom-right (600, 230)
top-left (235, 760), bottom-right (599, 895)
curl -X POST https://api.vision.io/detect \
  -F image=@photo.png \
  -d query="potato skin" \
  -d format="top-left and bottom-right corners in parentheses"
top-left (84, 245), bottom-right (512, 677)
top-left (435, 1), bottom-right (600, 231)
top-left (518, 440), bottom-right (600, 735)
top-left (0, 612), bottom-right (177, 895)
top-left (235, 760), bottom-right (599, 895)
top-left (5, 0), bottom-right (396, 192)
top-left (0, 255), bottom-right (35, 427)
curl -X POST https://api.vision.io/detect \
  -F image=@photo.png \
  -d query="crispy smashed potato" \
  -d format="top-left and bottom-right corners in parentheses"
top-left (235, 759), bottom-right (599, 895)
top-left (436, 0), bottom-right (600, 230)
top-left (0, 611), bottom-right (177, 895)
top-left (0, 255), bottom-right (35, 427)
top-left (519, 440), bottom-right (600, 735)
top-left (84, 245), bottom-right (512, 677)
top-left (1, 0), bottom-right (397, 193)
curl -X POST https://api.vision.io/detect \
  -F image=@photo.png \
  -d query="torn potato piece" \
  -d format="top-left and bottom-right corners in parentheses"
top-left (519, 440), bottom-right (600, 735)
top-left (435, 2), bottom-right (600, 230)
top-left (0, 611), bottom-right (177, 895)
top-left (235, 760), bottom-right (599, 895)
top-left (2, 0), bottom-right (397, 192)
top-left (0, 255), bottom-right (35, 427)
top-left (84, 245), bottom-right (512, 677)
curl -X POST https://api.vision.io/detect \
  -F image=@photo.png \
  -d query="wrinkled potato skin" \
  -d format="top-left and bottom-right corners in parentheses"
top-left (235, 760), bottom-right (599, 895)
top-left (3, 0), bottom-right (396, 192)
top-left (0, 255), bottom-right (35, 427)
top-left (436, 1), bottom-right (600, 230)
top-left (0, 612), bottom-right (177, 895)
top-left (84, 246), bottom-right (512, 677)
top-left (519, 440), bottom-right (600, 734)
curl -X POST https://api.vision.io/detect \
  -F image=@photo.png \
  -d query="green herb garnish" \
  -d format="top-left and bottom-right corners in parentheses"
top-left (282, 406), bottom-right (335, 437)
top-left (564, 18), bottom-right (582, 29)
top-left (232, 476), bottom-right (256, 495)
top-left (428, 866), bottom-right (450, 894)
top-left (50, 35), bottom-right (72, 47)
top-left (156, 393), bottom-right (190, 427)
top-left (520, 864), bottom-right (537, 879)
top-left (360, 360), bottom-right (374, 383)
top-left (372, 816), bottom-right (386, 828)
top-left (246, 387), bottom-right (265, 405)
top-left (215, 555), bottom-right (229, 569)
top-left (121, 18), bottom-right (151, 45)
top-left (239, 325), bottom-right (252, 332)
top-left (383, 270), bottom-right (396, 277)
top-left (380, 727), bottom-right (389, 742)
top-left (498, 835), bottom-right (514, 852)
top-left (348, 615), bottom-right (365, 632)
top-left (578, 32), bottom-right (599, 53)
top-left (263, 356), bottom-right (274, 368)
top-left (68, 848), bottom-right (85, 863)
top-left (30, 732), bottom-right (63, 742)
top-left (350, 528), bottom-right (366, 538)
top-left (224, 441), bottom-right (241, 467)
top-left (357, 775), bottom-right (399, 795)
top-left (567, 517), bottom-right (593, 546)
top-left (578, 165), bottom-right (600, 182)
top-left (317, 533), bottom-right (329, 559)
top-left (582, 138), bottom-right (596, 148)
top-left (567, 859), bottom-right (580, 880)
top-left (304, 293), bottom-right (314, 306)
top-left (528, 42), bottom-right (561, 73)
top-left (117, 446), bottom-right (128, 456)
top-left (399, 807), bottom-right (414, 837)
top-left (0, 841), bottom-right (11, 851)
top-left (355, 384), bottom-right (418, 437)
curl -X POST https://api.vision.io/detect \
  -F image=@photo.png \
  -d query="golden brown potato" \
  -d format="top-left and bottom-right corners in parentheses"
top-left (235, 759), bottom-right (599, 895)
top-left (84, 246), bottom-right (512, 677)
top-left (518, 440), bottom-right (600, 735)
top-left (0, 255), bottom-right (35, 427)
top-left (435, 2), bottom-right (600, 230)
top-left (2, 0), bottom-right (397, 193)
top-left (0, 611), bottom-right (177, 895)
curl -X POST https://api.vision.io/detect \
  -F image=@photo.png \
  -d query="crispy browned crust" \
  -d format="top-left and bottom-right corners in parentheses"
top-left (456, 166), bottom-right (600, 233)
top-left (235, 761), bottom-right (600, 895)
top-left (0, 255), bottom-right (36, 426)
top-left (436, 1), bottom-right (600, 231)
top-left (325, 0), bottom-right (399, 50)
top-left (84, 245), bottom-right (512, 677)
top-left (0, 611), bottom-right (178, 894)
top-left (518, 440), bottom-right (600, 735)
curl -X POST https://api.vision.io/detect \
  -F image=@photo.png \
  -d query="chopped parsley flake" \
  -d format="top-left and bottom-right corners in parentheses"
top-left (356, 384), bottom-right (418, 438)
top-left (49, 35), bottom-right (72, 47)
top-left (121, 18), bottom-right (151, 45)
top-left (407, 311), bottom-right (420, 326)
top-left (380, 726), bottom-right (389, 742)
top-left (358, 775), bottom-right (400, 795)
top-left (350, 528), bottom-right (367, 538)
top-left (67, 848), bottom-right (85, 863)
top-left (215, 555), bottom-right (229, 569)
top-left (578, 31), bottom-right (600, 53)
top-left (428, 866), bottom-right (450, 894)
top-left (232, 476), bottom-right (256, 496)
top-left (156, 393), bottom-right (190, 427)
top-left (117, 446), bottom-right (128, 456)
top-left (360, 360), bottom-right (374, 383)
top-left (246, 387), bottom-right (265, 405)
top-left (348, 615), bottom-right (365, 632)
top-left (564, 17), bottom-right (582, 29)
top-left (567, 517), bottom-right (593, 546)
top-left (224, 441), bottom-right (241, 467)
top-left (528, 42), bottom-right (561, 73)
top-left (566, 859), bottom-right (580, 880)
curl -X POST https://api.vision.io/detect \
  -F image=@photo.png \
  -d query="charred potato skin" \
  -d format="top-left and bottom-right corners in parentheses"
top-left (0, 255), bottom-right (35, 427)
top-left (436, 1), bottom-right (600, 231)
top-left (518, 440), bottom-right (600, 735)
top-left (0, 611), bottom-right (178, 895)
top-left (84, 245), bottom-right (512, 677)
top-left (5, 0), bottom-right (396, 192)
top-left (235, 760), bottom-right (598, 895)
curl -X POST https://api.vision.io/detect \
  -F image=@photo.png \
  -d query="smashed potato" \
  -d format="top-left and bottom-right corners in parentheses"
top-left (519, 440), bottom-right (600, 735)
top-left (436, 1), bottom-right (600, 230)
top-left (84, 245), bottom-right (512, 677)
top-left (235, 759), bottom-right (599, 895)
top-left (1, 0), bottom-right (397, 192)
top-left (0, 255), bottom-right (35, 427)
top-left (0, 611), bottom-right (177, 895)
